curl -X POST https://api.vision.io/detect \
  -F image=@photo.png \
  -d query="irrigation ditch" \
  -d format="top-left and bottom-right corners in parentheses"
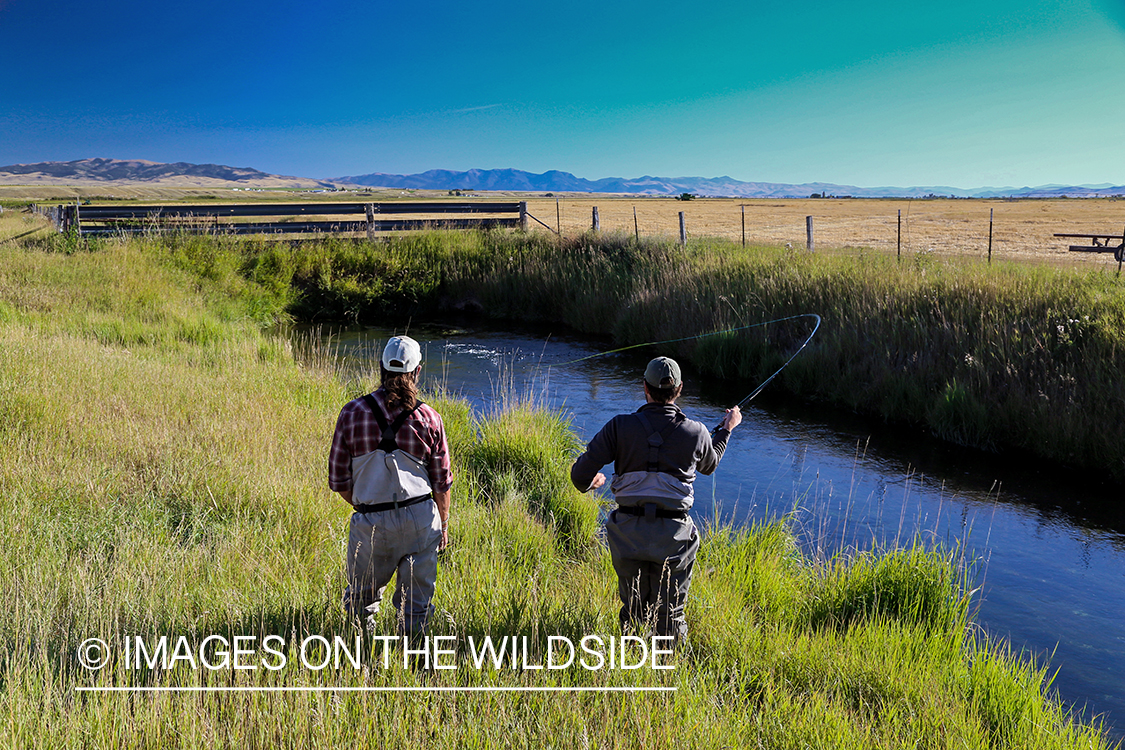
top-left (187, 226), bottom-right (1125, 484)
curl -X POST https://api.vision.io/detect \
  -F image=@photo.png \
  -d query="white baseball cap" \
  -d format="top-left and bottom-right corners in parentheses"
top-left (381, 335), bottom-right (422, 373)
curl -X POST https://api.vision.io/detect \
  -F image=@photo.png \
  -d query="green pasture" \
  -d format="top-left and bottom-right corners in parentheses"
top-left (0, 224), bottom-right (1116, 747)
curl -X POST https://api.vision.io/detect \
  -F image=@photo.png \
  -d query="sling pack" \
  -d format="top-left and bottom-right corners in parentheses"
top-left (350, 395), bottom-right (433, 509)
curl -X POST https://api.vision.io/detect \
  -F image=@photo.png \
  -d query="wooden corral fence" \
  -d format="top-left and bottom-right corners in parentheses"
top-left (35, 201), bottom-right (529, 238)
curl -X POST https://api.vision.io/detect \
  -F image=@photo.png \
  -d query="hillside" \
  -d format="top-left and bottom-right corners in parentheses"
top-left (0, 158), bottom-right (338, 189)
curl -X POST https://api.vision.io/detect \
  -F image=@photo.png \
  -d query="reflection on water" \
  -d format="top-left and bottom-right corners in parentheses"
top-left (304, 320), bottom-right (1125, 736)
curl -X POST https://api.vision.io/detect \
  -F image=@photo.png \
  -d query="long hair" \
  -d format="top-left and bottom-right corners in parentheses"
top-left (380, 365), bottom-right (418, 411)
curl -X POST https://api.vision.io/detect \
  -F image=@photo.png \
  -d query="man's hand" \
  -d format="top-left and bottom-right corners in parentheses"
top-left (589, 472), bottom-right (607, 491)
top-left (721, 406), bottom-right (742, 432)
top-left (336, 489), bottom-right (354, 504)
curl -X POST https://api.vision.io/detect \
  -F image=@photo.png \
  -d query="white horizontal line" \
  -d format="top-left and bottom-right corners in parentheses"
top-left (75, 686), bottom-right (677, 693)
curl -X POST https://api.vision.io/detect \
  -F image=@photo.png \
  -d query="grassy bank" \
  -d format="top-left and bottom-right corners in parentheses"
top-left (0, 225), bottom-right (1117, 746)
top-left (89, 226), bottom-right (1125, 479)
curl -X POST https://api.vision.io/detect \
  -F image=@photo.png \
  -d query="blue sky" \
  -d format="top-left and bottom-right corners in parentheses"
top-left (1, 0), bottom-right (1123, 187)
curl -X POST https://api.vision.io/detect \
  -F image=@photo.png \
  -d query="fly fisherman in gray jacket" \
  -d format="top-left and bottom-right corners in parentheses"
top-left (570, 356), bottom-right (741, 640)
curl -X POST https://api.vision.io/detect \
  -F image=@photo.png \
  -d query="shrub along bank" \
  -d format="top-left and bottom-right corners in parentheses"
top-left (111, 227), bottom-right (1125, 480)
top-left (0, 225), bottom-right (1116, 747)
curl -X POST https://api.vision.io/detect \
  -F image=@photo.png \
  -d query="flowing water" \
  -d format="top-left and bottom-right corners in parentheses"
top-left (304, 320), bottom-right (1125, 736)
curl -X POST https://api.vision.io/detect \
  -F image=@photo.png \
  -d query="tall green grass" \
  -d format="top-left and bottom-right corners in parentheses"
top-left (135, 227), bottom-right (1125, 479)
top-left (0, 231), bottom-right (1116, 747)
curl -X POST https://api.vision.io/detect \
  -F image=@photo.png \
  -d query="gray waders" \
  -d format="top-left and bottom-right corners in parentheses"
top-left (343, 397), bottom-right (443, 635)
top-left (605, 410), bottom-right (700, 641)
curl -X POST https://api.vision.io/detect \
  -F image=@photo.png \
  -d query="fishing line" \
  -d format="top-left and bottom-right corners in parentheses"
top-left (550, 313), bottom-right (822, 432)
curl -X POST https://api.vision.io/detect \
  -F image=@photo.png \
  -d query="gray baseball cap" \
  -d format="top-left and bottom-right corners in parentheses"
top-left (382, 335), bottom-right (422, 373)
top-left (644, 356), bottom-right (682, 388)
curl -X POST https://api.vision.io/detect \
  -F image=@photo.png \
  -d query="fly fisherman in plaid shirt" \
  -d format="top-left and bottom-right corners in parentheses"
top-left (329, 336), bottom-right (452, 634)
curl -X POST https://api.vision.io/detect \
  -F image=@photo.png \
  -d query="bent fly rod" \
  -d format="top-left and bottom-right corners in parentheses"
top-left (711, 312), bottom-right (821, 433)
top-left (552, 313), bottom-right (823, 433)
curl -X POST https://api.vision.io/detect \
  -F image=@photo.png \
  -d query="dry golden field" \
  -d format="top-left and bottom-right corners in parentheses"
top-left (526, 196), bottom-right (1125, 268)
top-left (5, 184), bottom-right (1124, 268)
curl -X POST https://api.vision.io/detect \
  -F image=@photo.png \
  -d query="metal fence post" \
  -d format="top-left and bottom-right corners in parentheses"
top-left (988, 208), bottom-right (993, 265)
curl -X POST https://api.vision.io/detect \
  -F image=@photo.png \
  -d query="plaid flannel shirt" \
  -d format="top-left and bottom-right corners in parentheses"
top-left (328, 389), bottom-right (453, 494)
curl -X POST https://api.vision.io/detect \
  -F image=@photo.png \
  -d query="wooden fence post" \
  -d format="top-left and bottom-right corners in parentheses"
top-left (679, 212), bottom-right (686, 246)
top-left (633, 206), bottom-right (639, 241)
top-left (519, 201), bottom-right (527, 231)
top-left (556, 199), bottom-right (561, 236)
top-left (592, 206), bottom-right (600, 232)
top-left (365, 203), bottom-right (377, 241)
top-left (741, 205), bottom-right (746, 248)
top-left (897, 209), bottom-right (902, 261)
top-left (806, 215), bottom-right (814, 252)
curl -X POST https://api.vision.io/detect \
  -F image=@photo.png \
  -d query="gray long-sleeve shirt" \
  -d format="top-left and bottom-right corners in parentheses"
top-left (570, 402), bottom-right (731, 499)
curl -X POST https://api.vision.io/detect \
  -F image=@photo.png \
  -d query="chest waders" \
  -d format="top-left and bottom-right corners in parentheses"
top-left (613, 411), bottom-right (690, 520)
top-left (342, 395), bottom-right (443, 635)
top-left (350, 396), bottom-right (433, 513)
top-left (603, 410), bottom-right (700, 640)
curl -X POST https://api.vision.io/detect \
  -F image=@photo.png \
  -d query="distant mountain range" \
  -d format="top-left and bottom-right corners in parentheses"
top-left (338, 168), bottom-right (1125, 199)
top-left (0, 158), bottom-right (336, 189)
top-left (1, 159), bottom-right (1121, 199)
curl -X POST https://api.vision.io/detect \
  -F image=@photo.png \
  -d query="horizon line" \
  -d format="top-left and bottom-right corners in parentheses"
top-left (3, 158), bottom-right (1123, 195)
